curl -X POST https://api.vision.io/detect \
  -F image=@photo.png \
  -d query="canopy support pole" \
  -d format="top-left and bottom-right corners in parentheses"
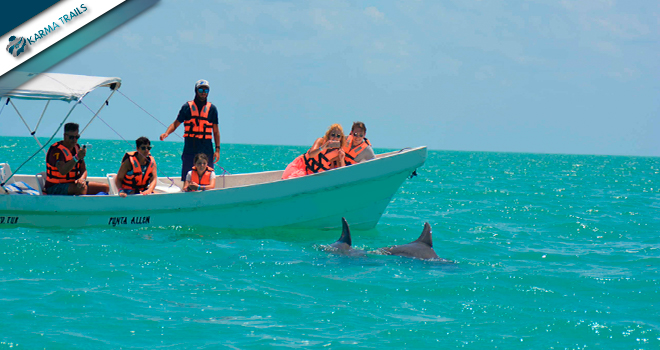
top-left (80, 89), bottom-right (118, 135)
top-left (0, 97), bottom-right (8, 118)
top-left (9, 100), bottom-right (47, 156)
top-left (33, 100), bottom-right (50, 134)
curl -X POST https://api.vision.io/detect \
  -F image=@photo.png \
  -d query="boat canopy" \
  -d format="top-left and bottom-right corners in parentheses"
top-left (0, 72), bottom-right (123, 178)
top-left (0, 72), bottom-right (121, 102)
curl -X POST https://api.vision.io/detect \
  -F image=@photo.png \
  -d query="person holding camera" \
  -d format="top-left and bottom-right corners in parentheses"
top-left (282, 124), bottom-right (346, 179)
top-left (342, 121), bottom-right (375, 165)
top-left (44, 122), bottom-right (109, 195)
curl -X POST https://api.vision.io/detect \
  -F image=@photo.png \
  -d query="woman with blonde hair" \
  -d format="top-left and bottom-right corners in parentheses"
top-left (282, 124), bottom-right (346, 179)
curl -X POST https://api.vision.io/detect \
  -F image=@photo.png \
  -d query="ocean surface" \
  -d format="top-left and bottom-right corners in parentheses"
top-left (1, 136), bottom-right (658, 349)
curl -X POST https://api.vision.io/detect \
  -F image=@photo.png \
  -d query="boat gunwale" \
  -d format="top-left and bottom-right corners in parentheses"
top-left (1, 147), bottom-right (427, 213)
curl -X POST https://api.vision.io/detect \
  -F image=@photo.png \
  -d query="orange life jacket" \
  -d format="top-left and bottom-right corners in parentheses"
top-left (190, 166), bottom-right (213, 187)
top-left (342, 136), bottom-right (371, 165)
top-left (120, 151), bottom-right (156, 192)
top-left (46, 141), bottom-right (82, 184)
top-left (183, 100), bottom-right (213, 140)
top-left (303, 148), bottom-right (341, 174)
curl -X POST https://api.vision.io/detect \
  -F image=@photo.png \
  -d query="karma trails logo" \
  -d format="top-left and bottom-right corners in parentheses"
top-left (6, 36), bottom-right (28, 57)
top-left (5, 4), bottom-right (88, 58)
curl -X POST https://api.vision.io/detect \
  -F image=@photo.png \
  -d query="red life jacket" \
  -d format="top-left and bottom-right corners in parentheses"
top-left (46, 141), bottom-right (82, 184)
top-left (303, 148), bottom-right (341, 174)
top-left (191, 166), bottom-right (213, 187)
top-left (120, 151), bottom-right (156, 192)
top-left (183, 100), bottom-right (213, 140)
top-left (342, 136), bottom-right (371, 165)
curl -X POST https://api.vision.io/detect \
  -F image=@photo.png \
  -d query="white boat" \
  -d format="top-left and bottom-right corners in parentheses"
top-left (0, 73), bottom-right (426, 230)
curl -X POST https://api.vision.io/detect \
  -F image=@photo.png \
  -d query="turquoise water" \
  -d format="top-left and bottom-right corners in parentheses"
top-left (1, 137), bottom-right (659, 349)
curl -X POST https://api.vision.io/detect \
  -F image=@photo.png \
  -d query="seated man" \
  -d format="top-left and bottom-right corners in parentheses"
top-left (115, 137), bottom-right (158, 197)
top-left (45, 123), bottom-right (109, 195)
top-left (342, 121), bottom-right (375, 165)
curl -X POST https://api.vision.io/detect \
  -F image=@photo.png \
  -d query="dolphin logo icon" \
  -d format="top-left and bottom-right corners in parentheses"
top-left (6, 36), bottom-right (27, 57)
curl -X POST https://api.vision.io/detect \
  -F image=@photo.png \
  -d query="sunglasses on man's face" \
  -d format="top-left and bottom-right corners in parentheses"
top-left (140, 145), bottom-right (153, 151)
top-left (66, 134), bottom-right (80, 140)
top-left (352, 132), bottom-right (364, 137)
top-left (197, 88), bottom-right (210, 94)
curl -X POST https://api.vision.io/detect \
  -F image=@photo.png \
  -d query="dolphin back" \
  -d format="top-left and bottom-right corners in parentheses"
top-left (381, 222), bottom-right (439, 260)
top-left (414, 222), bottom-right (433, 247)
top-left (329, 217), bottom-right (352, 250)
top-left (337, 217), bottom-right (352, 246)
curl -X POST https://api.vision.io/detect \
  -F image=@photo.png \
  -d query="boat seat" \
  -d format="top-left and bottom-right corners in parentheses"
top-left (106, 174), bottom-right (118, 195)
top-left (155, 178), bottom-right (182, 194)
top-left (105, 174), bottom-right (181, 195)
top-left (0, 163), bottom-right (15, 185)
top-left (35, 172), bottom-right (47, 195)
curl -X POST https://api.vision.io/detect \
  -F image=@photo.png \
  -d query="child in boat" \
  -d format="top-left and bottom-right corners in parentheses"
top-left (115, 137), bottom-right (158, 197)
top-left (183, 153), bottom-right (216, 191)
top-left (282, 124), bottom-right (346, 180)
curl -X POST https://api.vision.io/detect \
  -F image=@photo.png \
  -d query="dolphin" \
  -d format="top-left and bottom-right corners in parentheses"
top-left (379, 222), bottom-right (441, 260)
top-left (321, 217), bottom-right (366, 256)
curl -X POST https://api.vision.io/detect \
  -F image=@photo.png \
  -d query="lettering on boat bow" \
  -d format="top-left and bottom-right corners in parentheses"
top-left (0, 216), bottom-right (19, 224)
top-left (108, 216), bottom-right (151, 227)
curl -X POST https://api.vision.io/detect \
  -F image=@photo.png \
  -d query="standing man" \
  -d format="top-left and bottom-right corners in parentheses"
top-left (45, 122), bottom-right (109, 195)
top-left (160, 79), bottom-right (221, 180)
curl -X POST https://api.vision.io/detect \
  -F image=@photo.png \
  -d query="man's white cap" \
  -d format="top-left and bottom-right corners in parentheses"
top-left (195, 79), bottom-right (210, 90)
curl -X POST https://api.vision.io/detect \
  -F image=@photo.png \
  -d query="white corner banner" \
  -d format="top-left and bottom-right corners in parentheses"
top-left (0, 0), bottom-right (127, 77)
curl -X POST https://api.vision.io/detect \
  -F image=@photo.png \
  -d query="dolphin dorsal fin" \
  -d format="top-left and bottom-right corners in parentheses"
top-left (414, 222), bottom-right (433, 247)
top-left (337, 217), bottom-right (352, 246)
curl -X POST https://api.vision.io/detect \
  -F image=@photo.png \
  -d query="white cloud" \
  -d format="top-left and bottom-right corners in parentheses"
top-left (310, 8), bottom-right (337, 31)
top-left (364, 7), bottom-right (385, 21)
top-left (608, 67), bottom-right (638, 81)
top-left (209, 58), bottom-right (232, 73)
top-left (475, 66), bottom-right (495, 80)
top-left (178, 30), bottom-right (194, 43)
top-left (592, 40), bottom-right (620, 55)
top-left (434, 55), bottom-right (463, 76)
top-left (151, 36), bottom-right (179, 53)
top-left (122, 31), bottom-right (143, 50)
top-left (560, 0), bottom-right (615, 12)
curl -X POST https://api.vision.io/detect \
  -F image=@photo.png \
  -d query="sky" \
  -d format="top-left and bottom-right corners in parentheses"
top-left (4, 0), bottom-right (659, 157)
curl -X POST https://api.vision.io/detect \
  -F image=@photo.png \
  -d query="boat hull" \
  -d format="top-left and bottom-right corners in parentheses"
top-left (0, 147), bottom-right (426, 230)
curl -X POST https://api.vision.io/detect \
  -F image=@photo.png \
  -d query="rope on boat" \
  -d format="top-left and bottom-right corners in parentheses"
top-left (79, 100), bottom-right (132, 146)
top-left (116, 89), bottom-right (183, 140)
top-left (216, 165), bottom-right (231, 189)
top-left (165, 177), bottom-right (177, 188)
top-left (397, 148), bottom-right (418, 179)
